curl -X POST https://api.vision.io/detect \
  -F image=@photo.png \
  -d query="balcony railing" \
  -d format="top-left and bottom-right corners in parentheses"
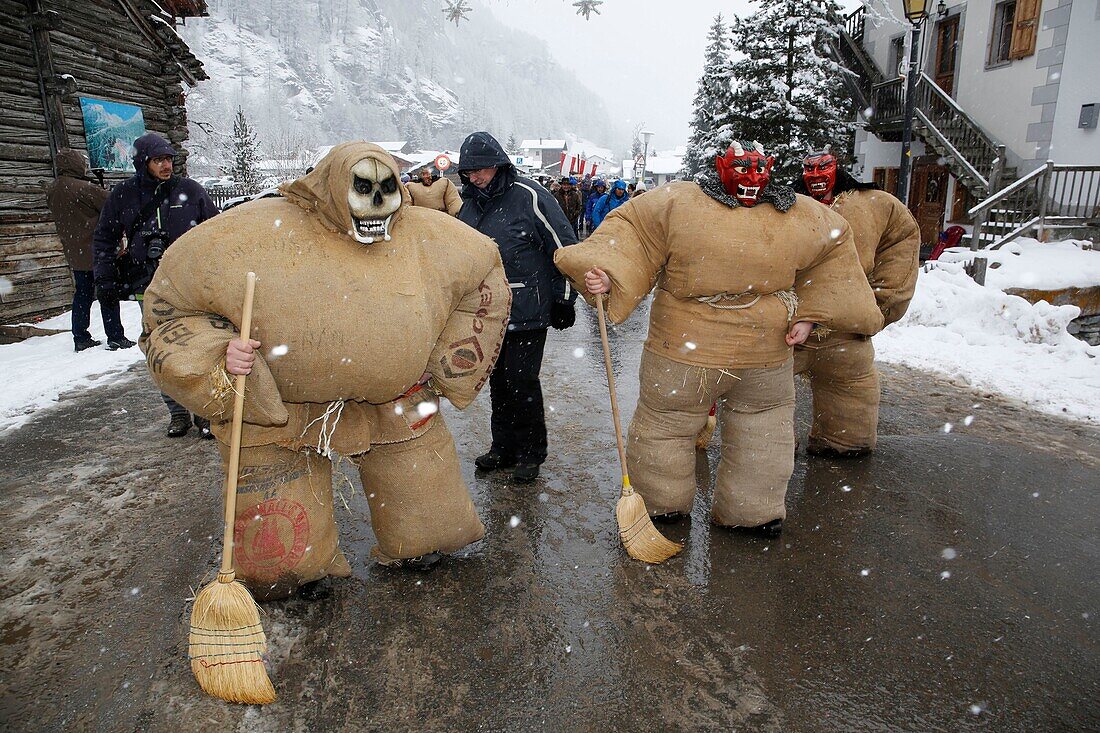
top-left (968, 162), bottom-right (1100, 249)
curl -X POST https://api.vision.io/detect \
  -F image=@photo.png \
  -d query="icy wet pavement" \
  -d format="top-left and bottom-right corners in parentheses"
top-left (1, 300), bottom-right (1097, 732)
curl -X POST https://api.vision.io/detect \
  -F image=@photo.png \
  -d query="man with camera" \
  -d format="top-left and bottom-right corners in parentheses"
top-left (92, 132), bottom-right (219, 438)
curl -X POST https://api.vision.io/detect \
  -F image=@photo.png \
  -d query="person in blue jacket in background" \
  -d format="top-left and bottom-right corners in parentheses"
top-left (591, 179), bottom-right (629, 229)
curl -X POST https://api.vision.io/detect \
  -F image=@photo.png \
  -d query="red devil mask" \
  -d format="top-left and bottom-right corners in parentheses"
top-left (716, 142), bottom-right (774, 207)
top-left (802, 152), bottom-right (838, 203)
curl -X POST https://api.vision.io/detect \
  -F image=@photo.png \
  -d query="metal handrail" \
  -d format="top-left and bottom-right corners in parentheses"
top-left (914, 108), bottom-right (986, 188)
top-left (967, 163), bottom-right (1047, 218)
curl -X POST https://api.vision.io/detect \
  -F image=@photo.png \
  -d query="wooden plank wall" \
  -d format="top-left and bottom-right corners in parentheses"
top-left (0, 0), bottom-right (68, 323)
top-left (0, 0), bottom-right (196, 324)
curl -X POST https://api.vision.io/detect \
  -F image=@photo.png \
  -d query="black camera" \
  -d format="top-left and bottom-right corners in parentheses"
top-left (144, 231), bottom-right (168, 259)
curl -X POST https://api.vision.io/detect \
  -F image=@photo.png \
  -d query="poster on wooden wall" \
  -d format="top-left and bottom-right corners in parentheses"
top-left (78, 97), bottom-right (147, 172)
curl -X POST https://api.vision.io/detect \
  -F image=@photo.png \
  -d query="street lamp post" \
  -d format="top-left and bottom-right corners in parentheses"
top-left (897, 0), bottom-right (930, 205)
top-left (640, 129), bottom-right (654, 184)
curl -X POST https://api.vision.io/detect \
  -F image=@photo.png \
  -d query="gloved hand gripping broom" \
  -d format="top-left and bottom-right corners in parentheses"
top-left (188, 272), bottom-right (276, 704)
top-left (595, 293), bottom-right (682, 564)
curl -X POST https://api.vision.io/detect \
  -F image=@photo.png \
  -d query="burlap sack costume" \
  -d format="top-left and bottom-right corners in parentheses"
top-left (407, 176), bottom-right (462, 216)
top-left (794, 187), bottom-right (920, 453)
top-left (554, 177), bottom-right (882, 527)
top-left (141, 143), bottom-right (509, 597)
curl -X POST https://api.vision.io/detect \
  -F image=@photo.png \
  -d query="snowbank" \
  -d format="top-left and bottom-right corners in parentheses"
top-left (876, 262), bottom-right (1100, 422)
top-left (0, 302), bottom-right (145, 433)
top-left (937, 238), bottom-right (1099, 290)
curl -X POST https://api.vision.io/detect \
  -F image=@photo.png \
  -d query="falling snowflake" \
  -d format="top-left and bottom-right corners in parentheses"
top-left (573, 0), bottom-right (603, 20)
top-left (443, 0), bottom-right (472, 25)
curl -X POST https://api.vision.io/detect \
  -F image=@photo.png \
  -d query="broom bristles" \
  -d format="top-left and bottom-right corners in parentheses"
top-left (616, 491), bottom-right (682, 564)
top-left (189, 575), bottom-right (276, 705)
top-left (695, 414), bottom-right (717, 450)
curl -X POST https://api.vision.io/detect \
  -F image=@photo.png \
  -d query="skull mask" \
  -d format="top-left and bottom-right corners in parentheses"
top-left (802, 152), bottom-right (838, 203)
top-left (715, 141), bottom-right (774, 207)
top-left (348, 158), bottom-right (401, 244)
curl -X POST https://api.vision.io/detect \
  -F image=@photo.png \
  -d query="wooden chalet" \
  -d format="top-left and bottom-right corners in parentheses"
top-left (0, 0), bottom-right (208, 323)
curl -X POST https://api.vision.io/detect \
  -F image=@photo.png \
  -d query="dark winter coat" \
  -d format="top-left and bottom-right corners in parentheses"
top-left (554, 186), bottom-right (583, 224)
top-left (592, 180), bottom-right (629, 228)
top-left (92, 136), bottom-right (218, 291)
top-left (457, 132), bottom-right (578, 331)
top-left (46, 149), bottom-right (109, 271)
top-left (584, 187), bottom-right (605, 223)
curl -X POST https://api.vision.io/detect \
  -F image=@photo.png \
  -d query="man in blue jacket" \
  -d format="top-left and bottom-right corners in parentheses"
top-left (93, 132), bottom-right (219, 438)
top-left (584, 178), bottom-right (606, 235)
top-left (591, 178), bottom-right (629, 229)
top-left (456, 131), bottom-right (578, 483)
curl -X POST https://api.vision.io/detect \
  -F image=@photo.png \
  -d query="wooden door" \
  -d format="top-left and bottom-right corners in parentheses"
top-left (909, 160), bottom-right (949, 246)
top-left (934, 15), bottom-right (959, 95)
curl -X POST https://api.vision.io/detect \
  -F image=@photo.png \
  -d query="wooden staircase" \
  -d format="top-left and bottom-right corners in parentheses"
top-left (828, 8), bottom-right (1014, 200)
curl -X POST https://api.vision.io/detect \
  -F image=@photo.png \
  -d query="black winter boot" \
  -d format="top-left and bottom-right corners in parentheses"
top-left (511, 464), bottom-right (539, 483)
top-left (166, 413), bottom-right (191, 438)
top-left (193, 415), bottom-right (214, 440)
top-left (475, 450), bottom-right (516, 471)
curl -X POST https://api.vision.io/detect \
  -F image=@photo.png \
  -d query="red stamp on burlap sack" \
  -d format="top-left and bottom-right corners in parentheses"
top-left (234, 499), bottom-right (310, 576)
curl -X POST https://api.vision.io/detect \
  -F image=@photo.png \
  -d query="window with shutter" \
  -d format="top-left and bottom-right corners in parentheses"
top-left (1009, 0), bottom-right (1042, 59)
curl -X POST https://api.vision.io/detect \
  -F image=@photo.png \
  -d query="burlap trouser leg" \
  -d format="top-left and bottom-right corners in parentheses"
top-left (354, 413), bottom-right (486, 564)
top-left (627, 350), bottom-right (795, 526)
top-left (626, 351), bottom-right (715, 516)
top-left (218, 442), bottom-right (353, 601)
top-left (711, 361), bottom-right (796, 527)
top-left (795, 339), bottom-right (879, 452)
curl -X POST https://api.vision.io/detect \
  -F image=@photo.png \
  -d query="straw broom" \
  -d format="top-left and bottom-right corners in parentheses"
top-left (595, 293), bottom-right (682, 564)
top-left (188, 271), bottom-right (276, 705)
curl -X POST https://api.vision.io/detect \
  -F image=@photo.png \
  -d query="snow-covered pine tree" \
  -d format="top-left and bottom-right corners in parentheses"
top-left (506, 133), bottom-right (519, 155)
top-left (231, 106), bottom-right (261, 188)
top-left (683, 14), bottom-right (736, 178)
top-left (728, 0), bottom-right (854, 180)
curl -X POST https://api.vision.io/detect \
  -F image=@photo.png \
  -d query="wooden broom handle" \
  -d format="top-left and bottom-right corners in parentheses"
top-left (595, 293), bottom-right (630, 486)
top-left (219, 271), bottom-right (257, 578)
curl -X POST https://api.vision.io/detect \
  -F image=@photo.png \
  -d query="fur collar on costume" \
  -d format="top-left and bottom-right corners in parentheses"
top-left (694, 170), bottom-right (796, 212)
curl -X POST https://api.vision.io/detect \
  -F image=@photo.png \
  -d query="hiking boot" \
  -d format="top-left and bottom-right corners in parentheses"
top-left (806, 440), bottom-right (872, 459)
top-left (475, 450), bottom-right (516, 471)
top-left (106, 337), bottom-right (136, 350)
top-left (719, 518), bottom-right (783, 538)
top-left (652, 511), bottom-right (687, 524)
top-left (193, 415), bottom-right (214, 440)
top-left (166, 413), bottom-right (191, 438)
top-left (74, 338), bottom-right (101, 352)
top-left (511, 463), bottom-right (540, 483)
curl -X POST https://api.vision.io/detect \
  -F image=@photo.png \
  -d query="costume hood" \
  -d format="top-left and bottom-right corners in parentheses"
top-left (281, 142), bottom-right (410, 238)
top-left (55, 148), bottom-right (89, 178)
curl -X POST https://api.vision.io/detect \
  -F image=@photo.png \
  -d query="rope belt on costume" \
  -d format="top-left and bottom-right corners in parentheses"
top-left (695, 289), bottom-right (799, 322)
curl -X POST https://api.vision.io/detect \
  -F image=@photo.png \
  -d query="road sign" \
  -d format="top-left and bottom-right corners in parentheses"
top-left (435, 155), bottom-right (452, 171)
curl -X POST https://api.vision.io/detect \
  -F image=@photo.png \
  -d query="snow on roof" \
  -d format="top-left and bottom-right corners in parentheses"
top-left (375, 141), bottom-right (408, 151)
top-left (520, 139), bottom-right (566, 150)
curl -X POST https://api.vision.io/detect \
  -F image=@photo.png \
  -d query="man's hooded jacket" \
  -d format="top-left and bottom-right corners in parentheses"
top-left (92, 133), bottom-right (218, 291)
top-left (457, 132), bottom-right (578, 331)
top-left (46, 149), bottom-right (109, 271)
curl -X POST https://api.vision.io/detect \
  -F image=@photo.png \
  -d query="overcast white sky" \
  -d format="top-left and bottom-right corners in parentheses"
top-left (484, 0), bottom-right (754, 151)
top-left (484, 0), bottom-right (861, 153)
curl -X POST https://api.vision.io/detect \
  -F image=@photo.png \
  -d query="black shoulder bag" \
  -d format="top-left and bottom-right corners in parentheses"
top-left (117, 178), bottom-right (176, 299)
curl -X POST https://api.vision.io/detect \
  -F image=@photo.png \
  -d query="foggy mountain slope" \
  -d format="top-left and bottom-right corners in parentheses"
top-left (178, 0), bottom-right (616, 166)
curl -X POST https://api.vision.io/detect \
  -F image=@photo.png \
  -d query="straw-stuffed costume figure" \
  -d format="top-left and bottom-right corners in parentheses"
top-left (554, 141), bottom-right (883, 536)
top-left (792, 151), bottom-right (920, 457)
top-left (141, 143), bottom-right (509, 598)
